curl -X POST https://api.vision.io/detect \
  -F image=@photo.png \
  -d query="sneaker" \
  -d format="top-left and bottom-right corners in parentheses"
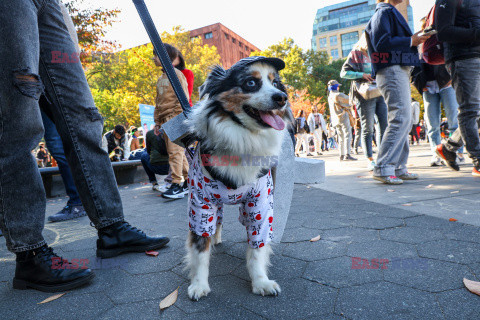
top-left (162, 183), bottom-right (185, 199)
top-left (307, 153), bottom-right (315, 157)
top-left (457, 156), bottom-right (466, 165)
top-left (367, 161), bottom-right (376, 171)
top-left (430, 156), bottom-right (443, 167)
top-left (373, 175), bottom-right (403, 185)
top-left (473, 159), bottom-right (480, 177)
top-left (436, 144), bottom-right (460, 171)
top-left (354, 148), bottom-right (360, 155)
top-left (97, 221), bottom-right (170, 258)
top-left (153, 182), bottom-right (171, 193)
top-left (13, 245), bottom-right (94, 292)
top-left (344, 154), bottom-right (358, 161)
top-left (398, 172), bottom-right (419, 180)
top-left (182, 180), bottom-right (189, 194)
top-left (340, 155), bottom-right (345, 161)
top-left (317, 152), bottom-right (323, 156)
top-left (48, 205), bottom-right (87, 222)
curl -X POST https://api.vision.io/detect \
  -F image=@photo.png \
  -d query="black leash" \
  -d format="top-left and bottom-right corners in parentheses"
top-left (132, 0), bottom-right (191, 118)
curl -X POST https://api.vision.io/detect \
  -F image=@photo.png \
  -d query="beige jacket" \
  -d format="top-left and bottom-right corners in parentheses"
top-left (154, 68), bottom-right (189, 126)
top-left (328, 91), bottom-right (351, 127)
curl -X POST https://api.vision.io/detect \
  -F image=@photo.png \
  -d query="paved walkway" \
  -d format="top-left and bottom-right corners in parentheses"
top-left (1, 143), bottom-right (480, 319)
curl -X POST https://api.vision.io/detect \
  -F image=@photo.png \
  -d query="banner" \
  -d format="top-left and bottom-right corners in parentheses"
top-left (138, 104), bottom-right (155, 141)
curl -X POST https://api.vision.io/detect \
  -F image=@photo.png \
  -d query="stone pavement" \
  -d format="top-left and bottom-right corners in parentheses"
top-left (1, 143), bottom-right (480, 319)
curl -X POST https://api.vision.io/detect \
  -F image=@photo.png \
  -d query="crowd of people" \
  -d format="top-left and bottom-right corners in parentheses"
top-left (293, 0), bottom-right (480, 185)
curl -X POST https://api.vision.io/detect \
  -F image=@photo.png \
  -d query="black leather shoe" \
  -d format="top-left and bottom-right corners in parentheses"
top-left (97, 221), bottom-right (170, 258)
top-left (13, 245), bottom-right (94, 292)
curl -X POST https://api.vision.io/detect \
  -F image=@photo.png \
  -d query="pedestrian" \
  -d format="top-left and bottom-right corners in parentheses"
top-left (307, 106), bottom-right (326, 156)
top-left (341, 32), bottom-right (388, 170)
top-left (141, 127), bottom-right (171, 191)
top-left (102, 124), bottom-right (130, 162)
top-left (153, 44), bottom-right (190, 198)
top-left (294, 110), bottom-right (309, 156)
top-left (435, 0), bottom-right (480, 176)
top-left (0, 0), bottom-right (169, 292)
top-left (410, 98), bottom-right (421, 145)
top-left (36, 144), bottom-right (49, 168)
top-left (366, 0), bottom-right (431, 184)
top-left (328, 80), bottom-right (357, 161)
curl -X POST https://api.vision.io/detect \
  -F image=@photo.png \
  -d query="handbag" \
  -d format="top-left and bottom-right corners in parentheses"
top-left (356, 82), bottom-right (382, 100)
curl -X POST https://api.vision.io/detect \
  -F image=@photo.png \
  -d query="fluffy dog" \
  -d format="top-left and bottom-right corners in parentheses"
top-left (185, 56), bottom-right (292, 301)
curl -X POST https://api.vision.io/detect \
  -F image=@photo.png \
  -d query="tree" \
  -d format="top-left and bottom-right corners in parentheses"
top-left (64, 0), bottom-right (121, 64)
top-left (87, 26), bottom-right (221, 131)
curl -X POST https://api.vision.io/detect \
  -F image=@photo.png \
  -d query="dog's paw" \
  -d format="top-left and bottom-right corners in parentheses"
top-left (188, 282), bottom-right (211, 301)
top-left (213, 236), bottom-right (222, 245)
top-left (252, 279), bottom-right (281, 296)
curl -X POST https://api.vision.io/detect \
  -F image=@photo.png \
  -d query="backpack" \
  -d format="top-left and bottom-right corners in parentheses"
top-left (419, 6), bottom-right (445, 65)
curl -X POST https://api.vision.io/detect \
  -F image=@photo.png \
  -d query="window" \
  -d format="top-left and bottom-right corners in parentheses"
top-left (319, 37), bottom-right (327, 48)
top-left (330, 36), bottom-right (338, 47)
top-left (232, 38), bottom-right (236, 44)
top-left (204, 32), bottom-right (213, 39)
top-left (330, 49), bottom-right (339, 60)
top-left (341, 31), bottom-right (359, 57)
top-left (239, 42), bottom-right (243, 49)
top-left (224, 33), bottom-right (229, 40)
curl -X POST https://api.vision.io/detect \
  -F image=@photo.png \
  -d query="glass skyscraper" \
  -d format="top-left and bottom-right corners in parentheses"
top-left (312, 0), bottom-right (414, 60)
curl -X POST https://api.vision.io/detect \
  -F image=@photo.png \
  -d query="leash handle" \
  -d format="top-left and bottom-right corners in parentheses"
top-left (133, 0), bottom-right (191, 117)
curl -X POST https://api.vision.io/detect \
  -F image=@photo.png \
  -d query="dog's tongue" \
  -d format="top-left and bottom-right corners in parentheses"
top-left (259, 111), bottom-right (285, 131)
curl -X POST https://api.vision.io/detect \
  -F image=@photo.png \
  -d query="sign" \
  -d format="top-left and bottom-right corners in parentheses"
top-left (139, 104), bottom-right (155, 141)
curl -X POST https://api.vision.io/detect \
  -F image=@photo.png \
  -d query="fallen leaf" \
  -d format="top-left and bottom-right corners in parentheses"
top-left (449, 218), bottom-right (458, 222)
top-left (451, 191), bottom-right (460, 194)
top-left (387, 189), bottom-right (395, 192)
top-left (38, 293), bottom-right (67, 304)
top-left (402, 203), bottom-right (412, 207)
top-left (426, 184), bottom-right (434, 189)
top-left (464, 278), bottom-right (480, 296)
top-left (310, 235), bottom-right (321, 242)
top-left (159, 287), bottom-right (179, 310)
top-left (145, 250), bottom-right (159, 257)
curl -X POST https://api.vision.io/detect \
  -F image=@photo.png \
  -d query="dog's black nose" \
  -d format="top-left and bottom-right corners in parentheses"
top-left (272, 92), bottom-right (287, 108)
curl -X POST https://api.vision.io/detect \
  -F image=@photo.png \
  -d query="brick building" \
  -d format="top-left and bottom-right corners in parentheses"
top-left (189, 23), bottom-right (260, 69)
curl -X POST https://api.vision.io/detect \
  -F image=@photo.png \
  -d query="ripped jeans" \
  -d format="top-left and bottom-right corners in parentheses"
top-left (0, 0), bottom-right (124, 252)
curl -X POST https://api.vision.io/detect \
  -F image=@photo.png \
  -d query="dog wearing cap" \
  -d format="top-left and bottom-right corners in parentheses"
top-left (184, 56), bottom-right (292, 300)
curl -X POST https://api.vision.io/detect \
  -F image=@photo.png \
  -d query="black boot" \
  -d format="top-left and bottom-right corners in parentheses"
top-left (97, 221), bottom-right (170, 258)
top-left (13, 245), bottom-right (94, 292)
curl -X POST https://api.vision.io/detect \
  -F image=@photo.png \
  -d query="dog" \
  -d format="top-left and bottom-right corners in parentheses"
top-left (184, 56), bottom-right (293, 301)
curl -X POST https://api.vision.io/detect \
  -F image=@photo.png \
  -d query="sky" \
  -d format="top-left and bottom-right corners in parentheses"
top-left (81, 0), bottom-right (436, 51)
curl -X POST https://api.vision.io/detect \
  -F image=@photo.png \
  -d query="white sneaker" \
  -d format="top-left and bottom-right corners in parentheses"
top-left (457, 156), bottom-right (466, 165)
top-left (367, 161), bottom-right (376, 171)
top-left (153, 182), bottom-right (171, 192)
top-left (430, 156), bottom-right (443, 167)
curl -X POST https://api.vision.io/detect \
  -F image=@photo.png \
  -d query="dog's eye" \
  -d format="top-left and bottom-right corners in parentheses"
top-left (272, 81), bottom-right (279, 88)
top-left (246, 80), bottom-right (256, 87)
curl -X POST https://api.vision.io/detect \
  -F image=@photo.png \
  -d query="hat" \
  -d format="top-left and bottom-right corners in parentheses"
top-left (229, 56), bottom-right (286, 72)
top-left (328, 80), bottom-right (342, 86)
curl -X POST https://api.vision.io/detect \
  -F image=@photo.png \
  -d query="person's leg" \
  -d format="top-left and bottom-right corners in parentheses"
top-left (375, 97), bottom-right (388, 144)
top-left (440, 86), bottom-right (464, 154)
top-left (295, 133), bottom-right (303, 154)
top-left (140, 152), bottom-right (159, 183)
top-left (313, 129), bottom-right (322, 153)
top-left (447, 59), bottom-right (480, 160)
top-left (344, 119), bottom-right (353, 156)
top-left (336, 125), bottom-right (346, 157)
top-left (37, 1), bottom-right (123, 228)
top-left (374, 66), bottom-right (413, 178)
top-left (423, 91), bottom-right (442, 155)
top-left (0, 0), bottom-right (47, 253)
top-left (358, 99), bottom-right (375, 159)
top-left (41, 109), bottom-right (82, 206)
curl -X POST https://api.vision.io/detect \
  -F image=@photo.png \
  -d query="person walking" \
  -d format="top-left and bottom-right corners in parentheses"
top-left (435, 0), bottom-right (480, 176)
top-left (366, 0), bottom-right (431, 184)
top-left (153, 44), bottom-right (190, 198)
top-left (307, 106), bottom-right (326, 156)
top-left (410, 98), bottom-right (421, 145)
top-left (341, 33), bottom-right (388, 170)
top-left (328, 80), bottom-right (357, 161)
top-left (295, 110), bottom-right (309, 156)
top-left (0, 0), bottom-right (169, 293)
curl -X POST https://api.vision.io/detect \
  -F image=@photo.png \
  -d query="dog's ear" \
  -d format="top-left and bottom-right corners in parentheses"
top-left (199, 65), bottom-right (227, 99)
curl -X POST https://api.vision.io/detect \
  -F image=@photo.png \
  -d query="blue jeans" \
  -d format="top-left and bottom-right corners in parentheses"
top-left (445, 58), bottom-right (480, 159)
top-left (357, 96), bottom-right (388, 159)
top-left (0, 0), bottom-right (124, 252)
top-left (374, 66), bottom-right (412, 177)
top-left (141, 153), bottom-right (169, 183)
top-left (423, 87), bottom-right (462, 155)
top-left (41, 109), bottom-right (81, 206)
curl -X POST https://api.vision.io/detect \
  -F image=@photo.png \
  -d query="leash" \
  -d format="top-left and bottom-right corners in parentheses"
top-left (132, 0), bottom-right (191, 118)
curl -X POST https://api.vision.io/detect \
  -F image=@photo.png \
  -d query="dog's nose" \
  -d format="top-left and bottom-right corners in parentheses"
top-left (272, 92), bottom-right (287, 108)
